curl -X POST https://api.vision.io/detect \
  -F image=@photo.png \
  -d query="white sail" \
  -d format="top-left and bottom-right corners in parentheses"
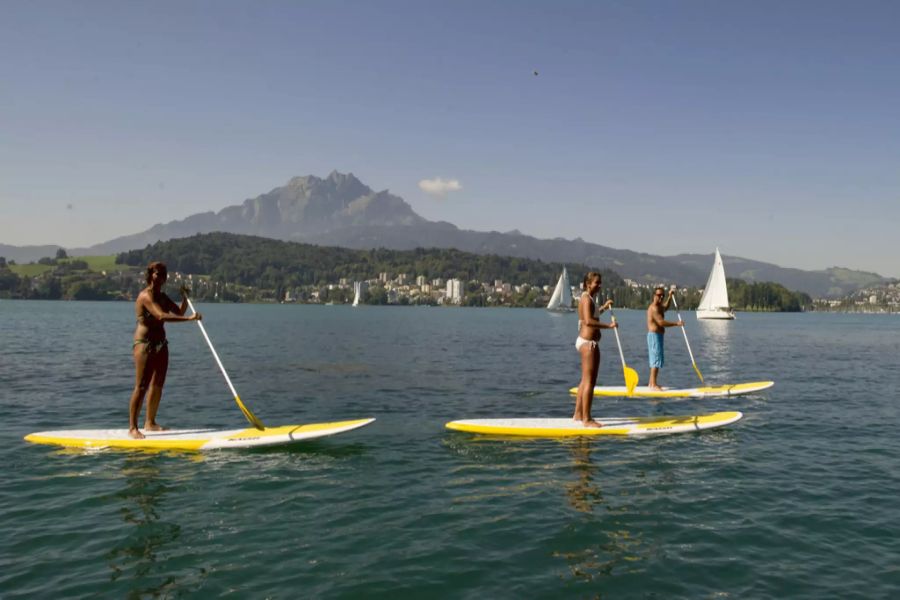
top-left (547, 267), bottom-right (575, 312)
top-left (352, 282), bottom-right (361, 307)
top-left (697, 248), bottom-right (735, 319)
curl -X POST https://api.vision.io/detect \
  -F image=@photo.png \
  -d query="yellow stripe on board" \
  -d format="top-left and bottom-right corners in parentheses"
top-left (24, 419), bottom-right (375, 451)
top-left (23, 433), bottom-right (208, 451)
top-left (446, 412), bottom-right (742, 437)
top-left (567, 381), bottom-right (774, 398)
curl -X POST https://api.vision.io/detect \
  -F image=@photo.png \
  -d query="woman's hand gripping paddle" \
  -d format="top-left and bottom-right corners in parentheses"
top-left (668, 288), bottom-right (704, 384)
top-left (186, 297), bottom-right (266, 430)
top-left (605, 298), bottom-right (639, 396)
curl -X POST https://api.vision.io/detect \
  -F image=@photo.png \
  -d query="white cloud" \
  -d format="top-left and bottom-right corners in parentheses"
top-left (418, 177), bottom-right (462, 199)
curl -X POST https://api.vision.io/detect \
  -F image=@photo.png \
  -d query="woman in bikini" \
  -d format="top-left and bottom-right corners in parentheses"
top-left (574, 271), bottom-right (616, 427)
top-left (129, 261), bottom-right (202, 439)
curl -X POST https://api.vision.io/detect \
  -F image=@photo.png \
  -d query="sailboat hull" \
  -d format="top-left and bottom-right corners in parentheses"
top-left (697, 308), bottom-right (735, 320)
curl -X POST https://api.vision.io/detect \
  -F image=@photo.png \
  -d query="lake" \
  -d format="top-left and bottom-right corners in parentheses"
top-left (1, 300), bottom-right (899, 598)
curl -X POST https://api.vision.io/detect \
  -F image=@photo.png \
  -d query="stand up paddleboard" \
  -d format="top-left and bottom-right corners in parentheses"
top-left (446, 411), bottom-right (742, 437)
top-left (24, 418), bottom-right (375, 451)
top-left (567, 381), bottom-right (774, 399)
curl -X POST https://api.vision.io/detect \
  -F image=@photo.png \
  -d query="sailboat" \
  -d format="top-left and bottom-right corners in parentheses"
top-left (352, 282), bottom-right (363, 307)
top-left (546, 267), bottom-right (575, 312)
top-left (696, 248), bottom-right (735, 320)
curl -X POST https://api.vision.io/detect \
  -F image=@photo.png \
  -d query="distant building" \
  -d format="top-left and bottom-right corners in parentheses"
top-left (446, 279), bottom-right (462, 304)
top-left (397, 273), bottom-right (408, 285)
top-left (416, 275), bottom-right (427, 287)
top-left (379, 272), bottom-right (389, 283)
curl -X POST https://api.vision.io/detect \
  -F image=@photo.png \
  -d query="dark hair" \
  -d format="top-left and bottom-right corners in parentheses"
top-left (582, 271), bottom-right (601, 290)
top-left (146, 261), bottom-right (167, 285)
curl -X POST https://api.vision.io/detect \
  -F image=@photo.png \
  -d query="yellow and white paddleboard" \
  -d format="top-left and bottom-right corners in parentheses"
top-left (24, 418), bottom-right (375, 451)
top-left (446, 411), bottom-right (742, 437)
top-left (567, 381), bottom-right (774, 399)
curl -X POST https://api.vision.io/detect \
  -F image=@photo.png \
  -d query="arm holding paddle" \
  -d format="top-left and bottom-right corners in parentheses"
top-left (140, 288), bottom-right (202, 323)
top-left (582, 298), bottom-right (616, 329)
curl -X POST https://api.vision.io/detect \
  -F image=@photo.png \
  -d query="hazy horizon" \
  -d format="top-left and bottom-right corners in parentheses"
top-left (2, 1), bottom-right (899, 277)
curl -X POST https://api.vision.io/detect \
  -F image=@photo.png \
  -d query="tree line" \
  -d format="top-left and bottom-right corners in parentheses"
top-left (0, 233), bottom-right (811, 311)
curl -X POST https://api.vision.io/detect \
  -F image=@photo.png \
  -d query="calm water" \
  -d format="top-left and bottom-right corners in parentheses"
top-left (1, 301), bottom-right (899, 598)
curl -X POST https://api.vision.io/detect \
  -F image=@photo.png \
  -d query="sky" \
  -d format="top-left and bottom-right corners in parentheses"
top-left (1, 1), bottom-right (899, 277)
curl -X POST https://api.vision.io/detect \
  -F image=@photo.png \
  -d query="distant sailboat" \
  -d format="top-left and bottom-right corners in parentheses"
top-left (697, 248), bottom-right (735, 320)
top-left (547, 267), bottom-right (575, 312)
top-left (352, 282), bottom-right (362, 307)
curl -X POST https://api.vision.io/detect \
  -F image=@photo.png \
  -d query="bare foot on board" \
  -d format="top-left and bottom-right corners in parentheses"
top-left (128, 428), bottom-right (145, 439)
top-left (143, 423), bottom-right (168, 432)
top-left (582, 419), bottom-right (603, 428)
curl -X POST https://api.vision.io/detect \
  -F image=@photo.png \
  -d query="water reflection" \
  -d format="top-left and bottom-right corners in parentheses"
top-left (695, 319), bottom-right (735, 381)
top-left (106, 455), bottom-right (203, 597)
top-left (556, 440), bottom-right (647, 584)
top-left (564, 439), bottom-right (603, 513)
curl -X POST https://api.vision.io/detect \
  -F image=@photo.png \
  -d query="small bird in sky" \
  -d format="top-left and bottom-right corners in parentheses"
top-left (533, 70), bottom-right (539, 76)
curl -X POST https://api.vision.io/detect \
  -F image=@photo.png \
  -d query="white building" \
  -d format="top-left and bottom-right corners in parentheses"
top-left (446, 278), bottom-right (463, 304)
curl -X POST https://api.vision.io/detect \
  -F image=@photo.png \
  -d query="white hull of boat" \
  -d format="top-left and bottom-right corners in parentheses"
top-left (697, 308), bottom-right (735, 320)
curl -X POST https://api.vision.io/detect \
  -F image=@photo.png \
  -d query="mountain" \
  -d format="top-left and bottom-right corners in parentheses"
top-left (77, 171), bottom-right (426, 256)
top-left (0, 244), bottom-right (63, 264)
top-left (1, 171), bottom-right (888, 297)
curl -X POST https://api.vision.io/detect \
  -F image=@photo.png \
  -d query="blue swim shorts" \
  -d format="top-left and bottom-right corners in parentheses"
top-left (647, 332), bottom-right (665, 369)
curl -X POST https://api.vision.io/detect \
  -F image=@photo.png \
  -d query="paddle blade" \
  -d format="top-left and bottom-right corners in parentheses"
top-left (692, 362), bottom-right (704, 384)
top-left (623, 365), bottom-right (639, 397)
top-left (236, 395), bottom-right (266, 430)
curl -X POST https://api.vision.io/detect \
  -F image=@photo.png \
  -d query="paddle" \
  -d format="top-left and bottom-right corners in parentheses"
top-left (668, 287), bottom-right (704, 384)
top-left (604, 297), bottom-right (639, 396)
top-left (186, 297), bottom-right (266, 430)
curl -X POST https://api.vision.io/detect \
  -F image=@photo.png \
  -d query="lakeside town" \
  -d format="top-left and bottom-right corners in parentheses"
top-left (3, 251), bottom-right (897, 312)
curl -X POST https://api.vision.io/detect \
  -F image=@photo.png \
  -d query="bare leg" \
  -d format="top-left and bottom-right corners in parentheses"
top-left (649, 367), bottom-right (662, 391)
top-left (129, 345), bottom-right (151, 439)
top-left (581, 347), bottom-right (602, 427)
top-left (573, 377), bottom-right (585, 421)
top-left (574, 344), bottom-right (594, 421)
top-left (144, 347), bottom-right (169, 431)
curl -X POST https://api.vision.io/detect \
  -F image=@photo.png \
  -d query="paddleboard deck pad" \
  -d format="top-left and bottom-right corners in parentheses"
top-left (24, 418), bottom-right (375, 451)
top-left (446, 411), bottom-right (742, 437)
top-left (567, 381), bottom-right (774, 399)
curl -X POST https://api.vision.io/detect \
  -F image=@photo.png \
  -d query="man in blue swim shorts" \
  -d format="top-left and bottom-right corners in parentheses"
top-left (646, 286), bottom-right (684, 390)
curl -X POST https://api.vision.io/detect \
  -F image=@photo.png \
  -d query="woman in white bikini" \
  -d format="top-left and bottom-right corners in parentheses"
top-left (129, 262), bottom-right (202, 439)
top-left (574, 271), bottom-right (616, 427)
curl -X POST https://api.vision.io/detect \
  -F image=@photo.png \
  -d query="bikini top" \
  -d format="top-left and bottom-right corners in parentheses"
top-left (577, 292), bottom-right (599, 329)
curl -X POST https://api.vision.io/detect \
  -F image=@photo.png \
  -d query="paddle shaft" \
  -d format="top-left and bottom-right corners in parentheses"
top-left (669, 294), bottom-right (704, 383)
top-left (600, 297), bottom-right (638, 395)
top-left (186, 298), bottom-right (266, 429)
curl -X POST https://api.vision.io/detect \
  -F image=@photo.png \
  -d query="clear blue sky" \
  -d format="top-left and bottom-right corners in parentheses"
top-left (2, 1), bottom-right (898, 277)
